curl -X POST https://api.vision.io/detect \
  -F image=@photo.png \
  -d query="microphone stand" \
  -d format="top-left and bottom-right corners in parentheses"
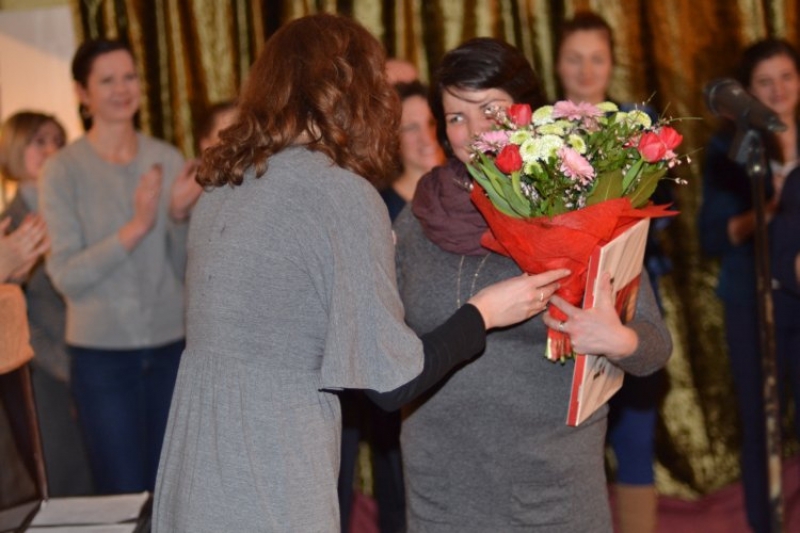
top-left (729, 126), bottom-right (783, 533)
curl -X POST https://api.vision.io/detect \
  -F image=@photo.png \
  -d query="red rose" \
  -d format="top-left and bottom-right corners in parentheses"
top-left (657, 126), bottom-right (682, 150)
top-left (637, 131), bottom-right (667, 162)
top-left (495, 144), bottom-right (523, 173)
top-left (508, 104), bottom-right (532, 127)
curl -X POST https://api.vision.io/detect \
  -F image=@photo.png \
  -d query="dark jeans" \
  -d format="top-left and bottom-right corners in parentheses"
top-left (724, 302), bottom-right (800, 533)
top-left (607, 371), bottom-right (662, 485)
top-left (606, 268), bottom-right (665, 486)
top-left (339, 391), bottom-right (406, 533)
top-left (69, 340), bottom-right (183, 494)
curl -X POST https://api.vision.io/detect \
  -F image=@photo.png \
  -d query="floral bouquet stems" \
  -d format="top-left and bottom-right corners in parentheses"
top-left (468, 100), bottom-right (687, 362)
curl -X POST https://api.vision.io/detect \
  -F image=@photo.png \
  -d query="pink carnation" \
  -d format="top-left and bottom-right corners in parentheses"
top-left (552, 100), bottom-right (604, 121)
top-left (558, 146), bottom-right (595, 184)
top-left (473, 130), bottom-right (510, 153)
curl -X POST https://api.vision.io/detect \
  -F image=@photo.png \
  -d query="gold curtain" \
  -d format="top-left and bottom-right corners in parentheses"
top-left (69, 0), bottom-right (267, 155)
top-left (70, 0), bottom-right (800, 499)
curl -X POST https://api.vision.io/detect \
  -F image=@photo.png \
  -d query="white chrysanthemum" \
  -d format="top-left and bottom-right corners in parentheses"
top-left (596, 101), bottom-right (619, 113)
top-left (618, 109), bottom-right (652, 128)
top-left (613, 111), bottom-right (629, 125)
top-left (554, 119), bottom-right (575, 132)
top-left (509, 130), bottom-right (532, 144)
top-left (520, 134), bottom-right (564, 162)
top-left (532, 105), bottom-right (555, 125)
top-left (567, 134), bottom-right (587, 154)
top-left (523, 161), bottom-right (543, 175)
top-left (537, 123), bottom-right (565, 136)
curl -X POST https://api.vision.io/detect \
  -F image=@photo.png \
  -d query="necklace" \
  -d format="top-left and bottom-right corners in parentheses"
top-left (456, 254), bottom-right (491, 308)
top-left (450, 174), bottom-right (474, 192)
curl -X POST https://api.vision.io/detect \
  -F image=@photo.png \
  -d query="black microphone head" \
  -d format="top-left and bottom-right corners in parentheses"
top-left (704, 77), bottom-right (787, 133)
top-left (704, 78), bottom-right (743, 118)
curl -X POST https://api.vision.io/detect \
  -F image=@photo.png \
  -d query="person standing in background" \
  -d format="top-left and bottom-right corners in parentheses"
top-left (385, 58), bottom-right (419, 85)
top-left (195, 100), bottom-right (237, 153)
top-left (339, 80), bottom-right (445, 533)
top-left (39, 38), bottom-right (202, 494)
top-left (381, 81), bottom-right (445, 220)
top-left (555, 13), bottom-right (672, 533)
top-left (0, 111), bottom-right (94, 496)
top-left (0, 215), bottom-right (48, 284)
top-left (699, 38), bottom-right (800, 533)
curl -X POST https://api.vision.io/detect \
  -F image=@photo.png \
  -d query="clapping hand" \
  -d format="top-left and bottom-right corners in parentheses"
top-left (118, 164), bottom-right (163, 251)
top-left (135, 164), bottom-right (163, 231)
top-left (542, 272), bottom-right (638, 360)
top-left (0, 215), bottom-right (50, 282)
top-left (168, 159), bottom-right (202, 222)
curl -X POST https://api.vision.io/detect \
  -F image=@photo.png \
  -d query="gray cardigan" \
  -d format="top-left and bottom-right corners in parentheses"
top-left (394, 206), bottom-right (672, 533)
top-left (40, 134), bottom-right (188, 349)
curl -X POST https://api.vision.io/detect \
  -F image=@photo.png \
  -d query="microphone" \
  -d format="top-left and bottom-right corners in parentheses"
top-left (704, 78), bottom-right (787, 133)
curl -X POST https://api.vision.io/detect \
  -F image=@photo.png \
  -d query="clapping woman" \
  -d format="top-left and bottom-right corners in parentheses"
top-left (39, 39), bottom-right (201, 494)
top-left (0, 111), bottom-right (93, 495)
top-left (393, 37), bottom-right (672, 532)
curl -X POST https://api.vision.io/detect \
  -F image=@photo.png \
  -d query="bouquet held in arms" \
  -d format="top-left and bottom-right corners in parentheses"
top-left (467, 100), bottom-right (687, 362)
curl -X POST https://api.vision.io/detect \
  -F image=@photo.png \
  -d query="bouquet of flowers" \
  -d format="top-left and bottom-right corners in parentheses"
top-left (467, 100), bottom-right (687, 362)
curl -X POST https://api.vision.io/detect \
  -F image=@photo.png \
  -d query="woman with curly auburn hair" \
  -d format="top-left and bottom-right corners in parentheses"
top-left (198, 13), bottom-right (400, 189)
top-left (153, 13), bottom-right (562, 532)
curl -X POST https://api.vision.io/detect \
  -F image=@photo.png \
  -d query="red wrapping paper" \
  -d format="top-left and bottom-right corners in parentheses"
top-left (470, 183), bottom-right (676, 361)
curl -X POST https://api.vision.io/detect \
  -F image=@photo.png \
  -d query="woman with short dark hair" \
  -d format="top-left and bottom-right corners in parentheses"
top-left (394, 37), bottom-right (672, 532)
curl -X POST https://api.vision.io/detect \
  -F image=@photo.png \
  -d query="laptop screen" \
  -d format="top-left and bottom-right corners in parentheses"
top-left (0, 368), bottom-right (44, 532)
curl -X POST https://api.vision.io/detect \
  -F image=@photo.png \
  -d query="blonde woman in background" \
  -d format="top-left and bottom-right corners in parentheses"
top-left (0, 111), bottom-right (94, 495)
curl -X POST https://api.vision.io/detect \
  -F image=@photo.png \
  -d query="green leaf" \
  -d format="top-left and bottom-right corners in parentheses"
top-left (509, 170), bottom-right (532, 217)
top-left (550, 195), bottom-right (567, 216)
top-left (622, 158), bottom-right (645, 191)
top-left (475, 154), bottom-right (532, 218)
top-left (586, 169), bottom-right (623, 206)
top-left (625, 168), bottom-right (667, 208)
top-left (468, 161), bottom-right (520, 218)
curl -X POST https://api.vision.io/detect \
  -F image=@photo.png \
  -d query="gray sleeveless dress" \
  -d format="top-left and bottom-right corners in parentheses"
top-left (153, 147), bottom-right (424, 532)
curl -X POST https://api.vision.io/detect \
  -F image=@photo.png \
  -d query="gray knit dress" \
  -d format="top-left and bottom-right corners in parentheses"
top-left (394, 184), bottom-right (672, 532)
top-left (153, 147), bottom-right (424, 532)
